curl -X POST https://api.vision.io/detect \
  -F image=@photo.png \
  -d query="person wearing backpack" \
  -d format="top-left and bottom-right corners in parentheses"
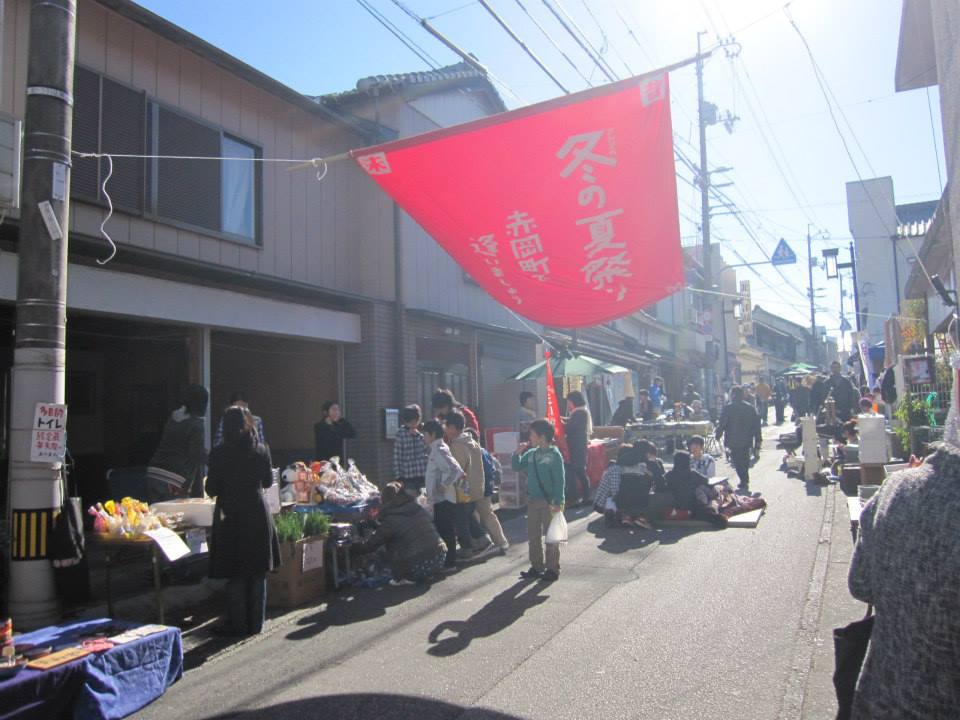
top-left (512, 419), bottom-right (565, 582)
top-left (477, 444), bottom-right (509, 554)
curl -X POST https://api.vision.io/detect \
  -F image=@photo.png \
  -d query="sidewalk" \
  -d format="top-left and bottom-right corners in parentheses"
top-left (800, 483), bottom-right (867, 719)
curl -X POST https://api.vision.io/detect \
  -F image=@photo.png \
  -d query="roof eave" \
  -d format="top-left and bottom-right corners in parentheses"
top-left (895, 0), bottom-right (938, 92)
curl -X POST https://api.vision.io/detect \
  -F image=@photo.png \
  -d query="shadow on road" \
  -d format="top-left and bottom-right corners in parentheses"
top-left (285, 582), bottom-right (432, 641)
top-left (585, 517), bottom-right (713, 554)
top-left (200, 693), bottom-right (526, 720)
top-left (426, 578), bottom-right (549, 657)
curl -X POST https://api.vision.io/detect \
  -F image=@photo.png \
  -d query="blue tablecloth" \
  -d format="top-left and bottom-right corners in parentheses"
top-left (0, 618), bottom-right (182, 720)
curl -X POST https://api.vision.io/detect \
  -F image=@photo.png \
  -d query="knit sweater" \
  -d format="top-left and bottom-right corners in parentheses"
top-left (848, 446), bottom-right (960, 719)
top-left (512, 446), bottom-right (565, 506)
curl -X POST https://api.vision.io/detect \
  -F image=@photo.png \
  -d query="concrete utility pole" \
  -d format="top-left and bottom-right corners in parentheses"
top-left (696, 31), bottom-right (715, 414)
top-left (806, 225), bottom-right (819, 369)
top-left (6, 0), bottom-right (76, 627)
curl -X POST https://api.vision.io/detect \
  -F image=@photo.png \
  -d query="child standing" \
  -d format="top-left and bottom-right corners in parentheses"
top-left (512, 419), bottom-right (565, 582)
top-left (393, 404), bottom-right (428, 495)
top-left (423, 420), bottom-right (464, 568)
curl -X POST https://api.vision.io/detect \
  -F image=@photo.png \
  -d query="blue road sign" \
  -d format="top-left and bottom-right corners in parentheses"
top-left (771, 238), bottom-right (797, 266)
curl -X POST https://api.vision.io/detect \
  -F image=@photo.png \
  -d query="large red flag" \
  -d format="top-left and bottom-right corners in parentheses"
top-left (351, 72), bottom-right (683, 327)
top-left (543, 351), bottom-right (570, 462)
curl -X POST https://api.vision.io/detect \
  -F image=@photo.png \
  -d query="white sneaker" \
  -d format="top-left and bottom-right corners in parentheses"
top-left (389, 578), bottom-right (416, 586)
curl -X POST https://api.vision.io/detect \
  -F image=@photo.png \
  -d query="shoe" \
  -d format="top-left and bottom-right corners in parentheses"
top-left (542, 570), bottom-right (560, 582)
top-left (440, 563), bottom-right (458, 574)
top-left (737, 486), bottom-right (750, 495)
top-left (474, 538), bottom-right (494, 553)
top-left (495, 544), bottom-right (509, 556)
top-left (520, 567), bottom-right (544, 579)
top-left (389, 578), bottom-right (416, 586)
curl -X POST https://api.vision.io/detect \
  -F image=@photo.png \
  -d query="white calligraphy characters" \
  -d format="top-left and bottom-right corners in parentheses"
top-left (507, 211), bottom-right (549, 282)
top-left (557, 130), bottom-right (631, 302)
top-left (469, 234), bottom-right (523, 305)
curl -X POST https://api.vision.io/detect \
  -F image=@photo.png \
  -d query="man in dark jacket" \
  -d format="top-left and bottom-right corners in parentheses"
top-left (715, 385), bottom-right (762, 494)
top-left (826, 361), bottom-right (858, 421)
top-left (809, 374), bottom-right (830, 420)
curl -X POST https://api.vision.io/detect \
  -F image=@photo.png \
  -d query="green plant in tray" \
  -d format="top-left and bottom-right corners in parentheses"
top-left (302, 512), bottom-right (330, 538)
top-left (274, 512), bottom-right (304, 544)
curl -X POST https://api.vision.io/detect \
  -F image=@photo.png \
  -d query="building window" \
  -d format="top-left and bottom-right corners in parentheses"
top-left (71, 66), bottom-right (261, 245)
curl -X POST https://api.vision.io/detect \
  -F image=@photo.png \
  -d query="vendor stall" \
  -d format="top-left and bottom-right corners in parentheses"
top-left (624, 421), bottom-right (714, 456)
top-left (0, 618), bottom-right (181, 720)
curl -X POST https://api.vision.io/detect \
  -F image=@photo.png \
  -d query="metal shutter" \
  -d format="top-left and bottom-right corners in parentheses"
top-left (71, 66), bottom-right (100, 202)
top-left (99, 78), bottom-right (145, 213)
top-left (156, 107), bottom-right (221, 231)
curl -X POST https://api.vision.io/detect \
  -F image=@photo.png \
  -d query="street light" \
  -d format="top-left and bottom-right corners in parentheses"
top-left (822, 247), bottom-right (839, 280)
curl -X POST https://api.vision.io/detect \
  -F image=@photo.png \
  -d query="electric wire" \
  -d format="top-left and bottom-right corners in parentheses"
top-left (356, 0), bottom-right (441, 68)
top-left (539, 0), bottom-right (615, 82)
top-left (926, 86), bottom-right (944, 193)
top-left (512, 0), bottom-right (594, 87)
top-left (550, 0), bottom-right (620, 80)
top-left (579, 0), bottom-right (634, 77)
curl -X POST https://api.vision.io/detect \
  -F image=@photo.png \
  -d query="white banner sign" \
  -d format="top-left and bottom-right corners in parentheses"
top-left (31, 403), bottom-right (67, 463)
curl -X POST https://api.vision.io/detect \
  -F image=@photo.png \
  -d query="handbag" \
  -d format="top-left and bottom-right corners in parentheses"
top-left (833, 607), bottom-right (874, 720)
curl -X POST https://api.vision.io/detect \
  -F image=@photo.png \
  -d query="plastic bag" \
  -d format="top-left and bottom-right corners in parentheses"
top-left (545, 510), bottom-right (568, 544)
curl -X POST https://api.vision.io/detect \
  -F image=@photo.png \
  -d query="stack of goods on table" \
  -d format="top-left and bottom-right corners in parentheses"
top-left (87, 497), bottom-right (183, 539)
top-left (279, 457), bottom-right (380, 507)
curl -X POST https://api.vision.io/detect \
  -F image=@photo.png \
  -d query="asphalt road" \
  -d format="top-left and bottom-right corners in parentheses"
top-left (134, 422), bottom-right (855, 720)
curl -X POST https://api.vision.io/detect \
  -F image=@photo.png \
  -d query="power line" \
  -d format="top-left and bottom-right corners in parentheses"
top-left (512, 0), bottom-right (594, 86)
top-left (579, 0), bottom-right (633, 77)
top-left (356, 0), bottom-right (441, 68)
top-left (926, 86), bottom-right (944, 193)
top-left (550, 0), bottom-right (620, 79)
top-left (477, 0), bottom-right (569, 93)
top-left (539, 0), bottom-right (616, 82)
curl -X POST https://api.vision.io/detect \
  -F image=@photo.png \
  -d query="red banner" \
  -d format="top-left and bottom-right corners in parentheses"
top-left (544, 351), bottom-right (570, 462)
top-left (352, 73), bottom-right (684, 327)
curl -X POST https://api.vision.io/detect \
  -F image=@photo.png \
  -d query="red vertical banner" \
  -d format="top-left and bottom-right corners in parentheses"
top-left (544, 351), bottom-right (570, 462)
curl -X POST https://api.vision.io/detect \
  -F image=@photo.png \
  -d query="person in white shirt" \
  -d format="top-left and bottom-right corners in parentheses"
top-left (687, 435), bottom-right (716, 478)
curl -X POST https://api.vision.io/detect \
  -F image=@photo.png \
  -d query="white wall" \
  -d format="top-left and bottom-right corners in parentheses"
top-left (847, 177), bottom-right (900, 342)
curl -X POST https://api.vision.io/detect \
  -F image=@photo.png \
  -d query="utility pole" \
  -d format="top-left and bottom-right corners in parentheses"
top-left (695, 31), bottom-right (716, 415)
top-left (806, 224), bottom-right (819, 369)
top-left (849, 242), bottom-right (862, 332)
top-left (6, 0), bottom-right (76, 627)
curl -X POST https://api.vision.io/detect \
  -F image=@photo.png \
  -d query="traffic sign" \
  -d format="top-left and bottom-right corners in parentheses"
top-left (771, 238), bottom-right (797, 266)
top-left (840, 317), bottom-right (852, 332)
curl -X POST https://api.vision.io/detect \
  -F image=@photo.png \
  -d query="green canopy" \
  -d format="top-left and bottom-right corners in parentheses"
top-left (512, 353), bottom-right (630, 380)
top-left (778, 363), bottom-right (818, 377)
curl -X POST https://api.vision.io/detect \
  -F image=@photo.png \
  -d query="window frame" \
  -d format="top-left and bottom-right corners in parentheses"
top-left (71, 65), bottom-right (263, 248)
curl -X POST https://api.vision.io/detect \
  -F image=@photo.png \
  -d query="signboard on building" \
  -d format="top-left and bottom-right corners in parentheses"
top-left (31, 403), bottom-right (67, 463)
top-left (739, 280), bottom-right (753, 336)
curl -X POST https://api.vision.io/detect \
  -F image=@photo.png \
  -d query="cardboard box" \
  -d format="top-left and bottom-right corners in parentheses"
top-left (267, 537), bottom-right (326, 608)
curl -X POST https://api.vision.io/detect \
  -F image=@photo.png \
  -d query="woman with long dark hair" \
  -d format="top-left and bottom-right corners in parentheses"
top-left (313, 400), bottom-right (357, 461)
top-left (206, 406), bottom-right (280, 636)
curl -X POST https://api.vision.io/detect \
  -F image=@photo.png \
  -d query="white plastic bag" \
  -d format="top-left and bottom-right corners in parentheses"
top-left (545, 510), bottom-right (568, 544)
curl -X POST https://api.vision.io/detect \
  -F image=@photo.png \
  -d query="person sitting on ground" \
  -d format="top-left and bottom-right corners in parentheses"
top-left (837, 420), bottom-right (859, 465)
top-left (423, 420), bottom-right (464, 569)
top-left (687, 435), bottom-right (717, 478)
top-left (612, 443), bottom-right (655, 530)
top-left (350, 482), bottom-right (448, 586)
top-left (432, 389), bottom-right (480, 436)
top-left (610, 398), bottom-right (637, 427)
top-left (594, 457), bottom-right (623, 526)
top-left (664, 451), bottom-right (727, 528)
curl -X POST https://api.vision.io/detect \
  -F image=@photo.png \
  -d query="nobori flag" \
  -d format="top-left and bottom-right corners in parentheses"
top-left (351, 72), bottom-right (684, 328)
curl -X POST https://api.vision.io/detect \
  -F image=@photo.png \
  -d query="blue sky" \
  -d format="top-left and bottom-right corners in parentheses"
top-left (135, 0), bottom-right (945, 342)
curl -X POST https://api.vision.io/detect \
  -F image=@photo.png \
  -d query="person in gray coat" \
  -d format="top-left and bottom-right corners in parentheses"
top-left (848, 445), bottom-right (960, 719)
top-left (148, 384), bottom-right (209, 499)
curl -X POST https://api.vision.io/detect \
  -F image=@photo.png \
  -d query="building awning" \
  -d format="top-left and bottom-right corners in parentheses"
top-left (0, 254), bottom-right (362, 343)
top-left (895, 0), bottom-right (937, 91)
top-left (905, 190), bottom-right (950, 299)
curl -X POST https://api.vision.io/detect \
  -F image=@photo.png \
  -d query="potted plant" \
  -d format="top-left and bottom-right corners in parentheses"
top-left (267, 511), bottom-right (330, 608)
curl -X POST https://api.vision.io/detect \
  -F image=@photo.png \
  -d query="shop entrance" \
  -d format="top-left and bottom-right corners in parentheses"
top-left (210, 331), bottom-right (338, 467)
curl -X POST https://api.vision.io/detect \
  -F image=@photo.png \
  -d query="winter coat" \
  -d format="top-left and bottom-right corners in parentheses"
top-left (450, 433), bottom-right (485, 503)
top-left (610, 402), bottom-right (637, 427)
top-left (664, 464), bottom-right (710, 511)
top-left (149, 409), bottom-right (207, 494)
top-left (848, 446), bottom-right (960, 719)
top-left (564, 407), bottom-right (592, 465)
top-left (206, 442), bottom-right (280, 579)
top-left (512, 446), bottom-right (565, 506)
top-left (615, 463), bottom-right (653, 515)
top-left (810, 378), bottom-right (829, 416)
top-left (715, 400), bottom-right (762, 450)
top-left (827, 373), bottom-right (858, 420)
top-left (880, 366), bottom-right (897, 405)
top-left (313, 418), bottom-right (357, 461)
top-left (424, 438), bottom-right (462, 504)
top-left (352, 496), bottom-right (445, 576)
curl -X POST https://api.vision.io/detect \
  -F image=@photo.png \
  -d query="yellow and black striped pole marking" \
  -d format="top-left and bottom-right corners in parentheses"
top-left (10, 509), bottom-right (58, 560)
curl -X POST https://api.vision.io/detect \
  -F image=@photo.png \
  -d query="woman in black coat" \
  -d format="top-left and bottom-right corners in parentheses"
top-left (206, 406), bottom-right (280, 636)
top-left (313, 400), bottom-right (357, 461)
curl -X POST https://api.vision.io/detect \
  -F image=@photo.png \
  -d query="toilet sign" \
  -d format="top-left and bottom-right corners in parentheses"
top-left (31, 403), bottom-right (67, 463)
top-left (771, 238), bottom-right (797, 266)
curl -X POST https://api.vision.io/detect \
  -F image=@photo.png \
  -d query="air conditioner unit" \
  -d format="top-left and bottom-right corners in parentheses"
top-left (0, 113), bottom-right (22, 210)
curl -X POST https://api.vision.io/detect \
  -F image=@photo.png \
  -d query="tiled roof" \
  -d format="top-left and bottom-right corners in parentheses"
top-left (896, 199), bottom-right (939, 237)
top-left (316, 63), bottom-right (506, 111)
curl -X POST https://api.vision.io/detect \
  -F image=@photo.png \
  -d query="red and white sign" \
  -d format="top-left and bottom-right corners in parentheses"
top-left (352, 73), bottom-right (684, 327)
top-left (31, 402), bottom-right (67, 463)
